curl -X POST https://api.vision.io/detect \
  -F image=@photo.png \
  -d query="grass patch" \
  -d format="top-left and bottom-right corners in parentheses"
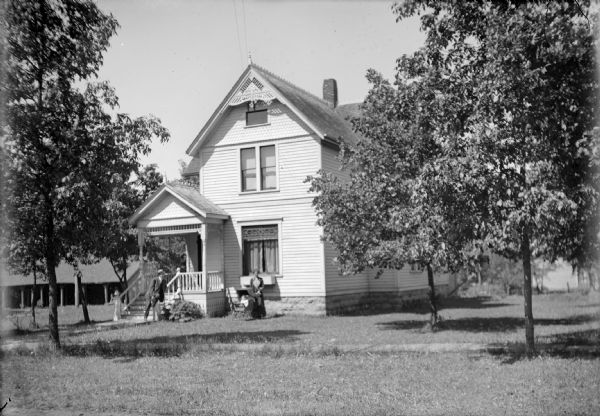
top-left (2, 351), bottom-right (599, 415)
top-left (47, 292), bottom-right (598, 349)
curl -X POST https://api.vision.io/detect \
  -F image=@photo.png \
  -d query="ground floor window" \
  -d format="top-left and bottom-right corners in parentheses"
top-left (242, 225), bottom-right (279, 275)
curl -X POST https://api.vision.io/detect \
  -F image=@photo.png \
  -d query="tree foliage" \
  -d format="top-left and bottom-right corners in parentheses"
top-left (3, 0), bottom-right (169, 347)
top-left (102, 164), bottom-right (164, 295)
top-left (393, 0), bottom-right (599, 353)
top-left (311, 1), bottom-right (598, 347)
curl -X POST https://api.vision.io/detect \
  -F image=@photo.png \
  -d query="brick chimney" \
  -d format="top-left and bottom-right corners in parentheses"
top-left (323, 79), bottom-right (338, 109)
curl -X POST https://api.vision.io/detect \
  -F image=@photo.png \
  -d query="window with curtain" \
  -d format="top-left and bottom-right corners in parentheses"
top-left (242, 225), bottom-right (279, 275)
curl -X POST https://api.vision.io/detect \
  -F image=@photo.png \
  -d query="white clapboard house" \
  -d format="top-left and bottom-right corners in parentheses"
top-left (127, 64), bottom-right (452, 316)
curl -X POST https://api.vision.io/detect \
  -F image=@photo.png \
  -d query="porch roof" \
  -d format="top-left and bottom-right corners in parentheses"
top-left (128, 181), bottom-right (229, 227)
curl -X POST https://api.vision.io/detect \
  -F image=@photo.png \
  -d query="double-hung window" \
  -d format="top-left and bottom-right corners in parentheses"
top-left (240, 144), bottom-right (276, 192)
top-left (242, 225), bottom-right (279, 275)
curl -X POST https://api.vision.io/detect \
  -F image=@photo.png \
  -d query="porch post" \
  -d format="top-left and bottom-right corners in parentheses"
top-left (20, 288), bottom-right (24, 309)
top-left (138, 229), bottom-right (145, 290)
top-left (201, 225), bottom-right (207, 291)
top-left (220, 223), bottom-right (225, 283)
top-left (1, 287), bottom-right (5, 309)
top-left (103, 284), bottom-right (109, 304)
top-left (60, 285), bottom-right (64, 307)
top-left (39, 286), bottom-right (44, 307)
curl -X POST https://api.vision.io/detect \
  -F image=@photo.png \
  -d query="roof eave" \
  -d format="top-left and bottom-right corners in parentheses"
top-left (129, 185), bottom-right (228, 227)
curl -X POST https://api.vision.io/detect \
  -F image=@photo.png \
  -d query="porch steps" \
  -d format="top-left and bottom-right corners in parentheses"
top-left (123, 297), bottom-right (148, 320)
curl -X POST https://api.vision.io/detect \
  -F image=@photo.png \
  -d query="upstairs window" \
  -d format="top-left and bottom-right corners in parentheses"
top-left (260, 145), bottom-right (276, 190)
top-left (241, 147), bottom-right (256, 192)
top-left (246, 102), bottom-right (268, 126)
top-left (240, 144), bottom-right (277, 192)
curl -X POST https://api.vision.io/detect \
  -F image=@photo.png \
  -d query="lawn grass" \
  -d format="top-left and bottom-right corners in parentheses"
top-left (2, 292), bottom-right (599, 349)
top-left (2, 350), bottom-right (599, 415)
top-left (3, 293), bottom-right (600, 346)
top-left (1, 292), bottom-right (599, 415)
top-left (49, 292), bottom-right (600, 347)
top-left (1, 304), bottom-right (114, 334)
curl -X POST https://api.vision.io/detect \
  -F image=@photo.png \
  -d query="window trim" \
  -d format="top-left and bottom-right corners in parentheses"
top-left (238, 143), bottom-right (279, 193)
top-left (409, 262), bottom-right (425, 274)
top-left (238, 219), bottom-right (283, 278)
top-left (245, 102), bottom-right (269, 127)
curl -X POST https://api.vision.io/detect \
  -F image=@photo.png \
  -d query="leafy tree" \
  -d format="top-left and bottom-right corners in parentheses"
top-left (309, 69), bottom-right (477, 328)
top-left (146, 235), bottom-right (187, 276)
top-left (3, 0), bottom-right (169, 347)
top-left (394, 1), bottom-right (599, 353)
top-left (102, 164), bottom-right (164, 300)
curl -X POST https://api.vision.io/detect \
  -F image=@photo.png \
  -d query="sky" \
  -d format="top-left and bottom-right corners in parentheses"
top-left (95, 0), bottom-right (426, 180)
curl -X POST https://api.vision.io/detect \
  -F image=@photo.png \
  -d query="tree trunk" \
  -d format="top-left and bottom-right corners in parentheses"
top-left (31, 269), bottom-right (37, 328)
top-left (521, 229), bottom-right (535, 355)
top-left (44, 195), bottom-right (60, 349)
top-left (122, 263), bottom-right (129, 305)
top-left (426, 263), bottom-right (438, 330)
top-left (76, 270), bottom-right (91, 324)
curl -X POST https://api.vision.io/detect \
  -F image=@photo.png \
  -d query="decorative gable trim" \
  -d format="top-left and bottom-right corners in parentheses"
top-left (229, 76), bottom-right (276, 106)
top-left (186, 64), bottom-right (329, 157)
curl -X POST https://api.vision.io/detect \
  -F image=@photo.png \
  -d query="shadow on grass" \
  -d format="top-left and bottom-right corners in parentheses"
top-left (337, 296), bottom-right (514, 317)
top-left (485, 329), bottom-right (600, 364)
top-left (437, 296), bottom-right (514, 310)
top-left (378, 315), bottom-right (597, 333)
top-left (60, 329), bottom-right (310, 359)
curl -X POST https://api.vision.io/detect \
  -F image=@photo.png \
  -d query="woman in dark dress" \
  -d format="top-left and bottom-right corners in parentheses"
top-left (247, 269), bottom-right (266, 318)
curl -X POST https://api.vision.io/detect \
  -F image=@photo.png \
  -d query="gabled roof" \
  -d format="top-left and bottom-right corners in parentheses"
top-left (186, 63), bottom-right (361, 156)
top-left (128, 181), bottom-right (229, 226)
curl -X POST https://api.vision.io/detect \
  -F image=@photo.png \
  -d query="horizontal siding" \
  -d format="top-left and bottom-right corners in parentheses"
top-left (368, 269), bottom-right (398, 292)
top-left (324, 240), bottom-right (369, 295)
top-left (204, 101), bottom-right (312, 148)
top-left (321, 145), bottom-right (350, 182)
top-left (397, 269), bottom-right (450, 292)
top-left (138, 194), bottom-right (200, 228)
top-left (201, 137), bottom-right (320, 204)
top-left (206, 224), bottom-right (223, 272)
top-left (221, 200), bottom-right (325, 297)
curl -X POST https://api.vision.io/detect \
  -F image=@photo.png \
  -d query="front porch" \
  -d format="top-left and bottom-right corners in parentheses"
top-left (126, 181), bottom-right (230, 317)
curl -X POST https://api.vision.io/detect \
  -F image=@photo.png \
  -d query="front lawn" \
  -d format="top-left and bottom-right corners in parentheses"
top-left (1, 292), bottom-right (599, 415)
top-left (71, 292), bottom-right (600, 348)
top-left (2, 292), bottom-right (599, 349)
top-left (2, 350), bottom-right (599, 415)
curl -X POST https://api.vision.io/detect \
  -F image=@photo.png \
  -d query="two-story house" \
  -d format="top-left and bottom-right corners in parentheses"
top-left (128, 64), bottom-right (451, 316)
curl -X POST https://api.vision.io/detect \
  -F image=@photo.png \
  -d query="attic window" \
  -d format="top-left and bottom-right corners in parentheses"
top-left (246, 102), bottom-right (268, 126)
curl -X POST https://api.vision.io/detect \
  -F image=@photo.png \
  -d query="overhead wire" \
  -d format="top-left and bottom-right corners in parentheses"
top-left (231, 0), bottom-right (244, 67)
top-left (241, 0), bottom-right (250, 61)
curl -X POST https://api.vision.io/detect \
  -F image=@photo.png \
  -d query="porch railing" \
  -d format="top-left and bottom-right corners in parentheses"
top-left (119, 270), bottom-right (147, 312)
top-left (166, 268), bottom-right (224, 300)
